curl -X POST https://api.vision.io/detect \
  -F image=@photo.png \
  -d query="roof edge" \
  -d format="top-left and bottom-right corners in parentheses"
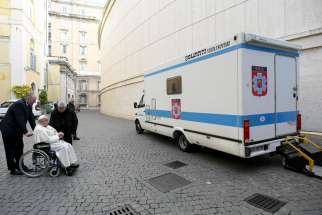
top-left (98, 0), bottom-right (115, 48)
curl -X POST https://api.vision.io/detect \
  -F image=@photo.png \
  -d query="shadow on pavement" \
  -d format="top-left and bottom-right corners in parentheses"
top-left (142, 131), bottom-right (283, 174)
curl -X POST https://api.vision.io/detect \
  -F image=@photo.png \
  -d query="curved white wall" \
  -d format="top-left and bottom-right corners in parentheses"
top-left (99, 0), bottom-right (322, 131)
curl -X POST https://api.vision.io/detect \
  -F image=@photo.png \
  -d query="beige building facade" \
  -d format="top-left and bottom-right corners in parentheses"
top-left (77, 75), bottom-right (100, 108)
top-left (49, 0), bottom-right (103, 108)
top-left (47, 56), bottom-right (77, 104)
top-left (99, 0), bottom-right (322, 131)
top-left (0, 0), bottom-right (49, 102)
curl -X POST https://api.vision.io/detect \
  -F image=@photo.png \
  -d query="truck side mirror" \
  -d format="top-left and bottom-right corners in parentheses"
top-left (133, 102), bottom-right (138, 108)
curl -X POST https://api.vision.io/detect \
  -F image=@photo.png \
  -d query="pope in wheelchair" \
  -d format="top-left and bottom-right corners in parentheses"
top-left (19, 115), bottom-right (79, 177)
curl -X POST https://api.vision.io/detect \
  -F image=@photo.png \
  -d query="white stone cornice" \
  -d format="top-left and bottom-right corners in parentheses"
top-left (279, 27), bottom-right (322, 41)
top-left (51, 0), bottom-right (105, 9)
top-left (0, 36), bottom-right (10, 41)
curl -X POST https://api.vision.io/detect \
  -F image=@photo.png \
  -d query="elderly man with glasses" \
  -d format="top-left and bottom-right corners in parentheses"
top-left (49, 101), bottom-right (78, 145)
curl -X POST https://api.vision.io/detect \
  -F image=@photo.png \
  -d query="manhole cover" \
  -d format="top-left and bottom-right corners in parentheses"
top-left (108, 205), bottom-right (139, 215)
top-left (245, 193), bottom-right (286, 213)
top-left (147, 173), bottom-right (191, 193)
top-left (164, 160), bottom-right (187, 169)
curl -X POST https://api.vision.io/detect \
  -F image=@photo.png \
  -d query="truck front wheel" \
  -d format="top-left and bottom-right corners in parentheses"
top-left (178, 133), bottom-right (192, 152)
top-left (135, 120), bottom-right (144, 134)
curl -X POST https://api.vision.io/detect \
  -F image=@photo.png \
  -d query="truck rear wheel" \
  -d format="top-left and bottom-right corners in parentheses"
top-left (178, 133), bottom-right (192, 152)
top-left (135, 120), bottom-right (144, 134)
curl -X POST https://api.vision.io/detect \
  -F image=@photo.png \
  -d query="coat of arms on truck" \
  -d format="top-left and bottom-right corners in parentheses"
top-left (252, 66), bottom-right (268, 96)
top-left (171, 99), bottom-right (181, 119)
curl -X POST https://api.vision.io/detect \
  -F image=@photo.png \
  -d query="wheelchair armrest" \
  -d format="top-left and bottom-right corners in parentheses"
top-left (33, 142), bottom-right (51, 150)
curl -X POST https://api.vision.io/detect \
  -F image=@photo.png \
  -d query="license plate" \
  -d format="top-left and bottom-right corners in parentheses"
top-left (252, 145), bottom-right (265, 152)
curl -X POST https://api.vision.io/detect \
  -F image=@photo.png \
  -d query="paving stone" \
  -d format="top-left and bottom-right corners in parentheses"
top-left (0, 111), bottom-right (321, 215)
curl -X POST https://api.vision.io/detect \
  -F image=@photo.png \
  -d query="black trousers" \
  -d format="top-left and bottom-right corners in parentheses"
top-left (63, 135), bottom-right (73, 145)
top-left (1, 133), bottom-right (24, 171)
top-left (73, 115), bottom-right (78, 137)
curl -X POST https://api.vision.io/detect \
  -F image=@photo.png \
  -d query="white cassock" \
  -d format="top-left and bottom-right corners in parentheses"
top-left (34, 124), bottom-right (78, 168)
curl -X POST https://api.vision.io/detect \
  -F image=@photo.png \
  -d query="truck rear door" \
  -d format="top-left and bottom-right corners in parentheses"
top-left (242, 49), bottom-right (276, 142)
top-left (275, 55), bottom-right (297, 136)
top-left (242, 49), bottom-right (298, 142)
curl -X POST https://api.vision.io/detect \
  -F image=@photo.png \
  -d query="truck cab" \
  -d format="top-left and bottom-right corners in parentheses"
top-left (134, 94), bottom-right (146, 134)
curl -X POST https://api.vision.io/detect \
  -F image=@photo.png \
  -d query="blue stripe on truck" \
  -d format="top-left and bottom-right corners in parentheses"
top-left (145, 109), bottom-right (297, 128)
top-left (144, 43), bottom-right (299, 78)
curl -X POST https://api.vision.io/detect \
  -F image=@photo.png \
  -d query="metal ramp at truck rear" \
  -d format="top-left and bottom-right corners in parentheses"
top-left (277, 133), bottom-right (322, 178)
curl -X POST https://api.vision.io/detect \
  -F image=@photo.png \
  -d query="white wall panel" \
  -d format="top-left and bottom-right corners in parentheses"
top-left (191, 0), bottom-right (207, 23)
top-left (143, 45), bottom-right (153, 72)
top-left (192, 17), bottom-right (215, 51)
top-left (244, 0), bottom-right (259, 34)
top-left (142, 0), bottom-right (159, 20)
top-left (216, 0), bottom-right (244, 13)
top-left (136, 50), bottom-right (144, 75)
top-left (176, 26), bottom-right (193, 58)
top-left (159, 33), bottom-right (177, 65)
top-left (158, 1), bottom-right (176, 39)
top-left (284, 0), bottom-right (303, 36)
top-left (298, 47), bottom-right (322, 131)
top-left (301, 0), bottom-right (322, 32)
top-left (214, 11), bottom-right (225, 42)
top-left (205, 0), bottom-right (216, 18)
top-left (174, 0), bottom-right (192, 30)
top-left (215, 4), bottom-right (245, 42)
top-left (258, 0), bottom-right (285, 38)
top-left (159, 0), bottom-right (175, 10)
top-left (149, 15), bottom-right (160, 44)
top-left (141, 22), bottom-right (150, 47)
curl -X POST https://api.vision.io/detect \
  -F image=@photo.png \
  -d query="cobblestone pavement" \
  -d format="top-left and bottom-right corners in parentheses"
top-left (1, 111), bottom-right (322, 215)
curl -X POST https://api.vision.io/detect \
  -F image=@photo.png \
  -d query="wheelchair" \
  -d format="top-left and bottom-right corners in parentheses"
top-left (19, 142), bottom-right (62, 177)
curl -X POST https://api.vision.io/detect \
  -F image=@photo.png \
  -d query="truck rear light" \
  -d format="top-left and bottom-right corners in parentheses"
top-left (297, 113), bottom-right (302, 132)
top-left (243, 120), bottom-right (250, 144)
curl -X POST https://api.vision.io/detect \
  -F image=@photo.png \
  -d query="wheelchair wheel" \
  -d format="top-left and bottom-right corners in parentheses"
top-left (49, 167), bottom-right (60, 177)
top-left (19, 149), bottom-right (50, 177)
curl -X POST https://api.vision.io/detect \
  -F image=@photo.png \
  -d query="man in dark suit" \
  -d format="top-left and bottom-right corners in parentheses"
top-left (67, 99), bottom-right (80, 140)
top-left (0, 94), bottom-right (37, 175)
top-left (49, 101), bottom-right (77, 145)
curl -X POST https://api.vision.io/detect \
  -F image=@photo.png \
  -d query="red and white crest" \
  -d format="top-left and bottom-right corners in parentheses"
top-left (252, 66), bottom-right (268, 96)
top-left (171, 99), bottom-right (181, 119)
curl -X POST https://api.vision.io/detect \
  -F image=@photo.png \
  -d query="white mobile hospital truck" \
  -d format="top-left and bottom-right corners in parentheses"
top-left (134, 33), bottom-right (301, 158)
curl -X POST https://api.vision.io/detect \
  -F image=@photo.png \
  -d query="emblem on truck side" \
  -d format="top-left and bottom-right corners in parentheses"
top-left (252, 66), bottom-right (268, 96)
top-left (171, 99), bottom-right (181, 119)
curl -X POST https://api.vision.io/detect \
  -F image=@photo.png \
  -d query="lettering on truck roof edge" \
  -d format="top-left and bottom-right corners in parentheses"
top-left (185, 41), bottom-right (231, 62)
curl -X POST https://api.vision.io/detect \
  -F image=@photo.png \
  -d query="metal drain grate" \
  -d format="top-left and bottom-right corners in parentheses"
top-left (108, 205), bottom-right (139, 215)
top-left (147, 173), bottom-right (191, 193)
top-left (245, 193), bottom-right (286, 213)
top-left (164, 160), bottom-right (187, 169)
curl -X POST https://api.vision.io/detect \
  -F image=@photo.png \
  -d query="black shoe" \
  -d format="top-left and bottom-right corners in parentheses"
top-left (65, 167), bottom-right (74, 176)
top-left (10, 169), bottom-right (23, 175)
top-left (73, 136), bottom-right (80, 140)
top-left (70, 163), bottom-right (79, 169)
top-left (70, 163), bottom-right (79, 168)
